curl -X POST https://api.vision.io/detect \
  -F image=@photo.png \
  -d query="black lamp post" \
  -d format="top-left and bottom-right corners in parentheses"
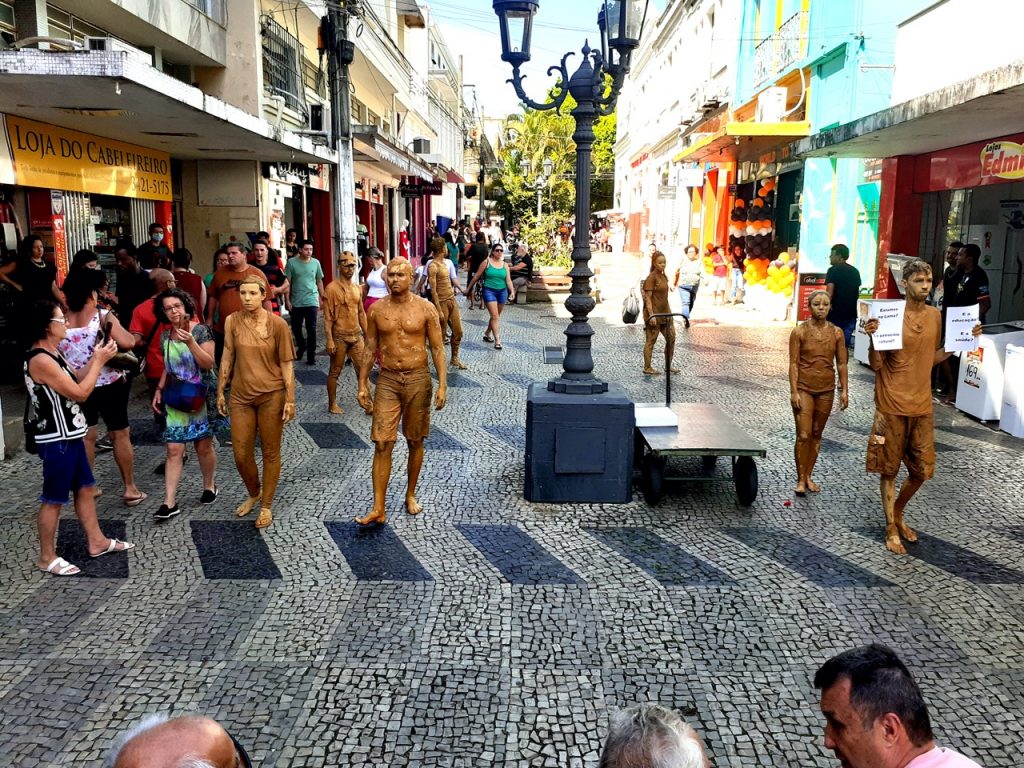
top-left (494, 0), bottom-right (649, 395)
top-left (494, 0), bottom-right (650, 503)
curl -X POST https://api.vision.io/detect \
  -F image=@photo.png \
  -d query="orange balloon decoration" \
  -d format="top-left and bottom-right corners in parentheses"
top-left (758, 188), bottom-right (769, 198)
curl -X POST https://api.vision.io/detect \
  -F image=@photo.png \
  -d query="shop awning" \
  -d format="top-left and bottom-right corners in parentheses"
top-left (396, 0), bottom-right (426, 28)
top-left (673, 121), bottom-right (811, 163)
top-left (0, 49), bottom-right (335, 163)
top-left (446, 170), bottom-right (465, 184)
top-left (353, 126), bottom-right (433, 182)
top-left (793, 59), bottom-right (1024, 159)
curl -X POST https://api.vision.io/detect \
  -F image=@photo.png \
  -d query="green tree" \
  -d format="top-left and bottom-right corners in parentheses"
top-left (492, 86), bottom-right (616, 235)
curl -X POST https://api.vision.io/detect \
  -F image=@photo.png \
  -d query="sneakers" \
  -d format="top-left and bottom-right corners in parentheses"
top-left (96, 435), bottom-right (114, 452)
top-left (154, 503), bottom-right (180, 521)
top-left (200, 488), bottom-right (218, 504)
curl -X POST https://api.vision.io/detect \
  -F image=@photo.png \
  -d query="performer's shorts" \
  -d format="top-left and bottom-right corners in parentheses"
top-left (866, 410), bottom-right (935, 480)
top-left (371, 368), bottom-right (433, 443)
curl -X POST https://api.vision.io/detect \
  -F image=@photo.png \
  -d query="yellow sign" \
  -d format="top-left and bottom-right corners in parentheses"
top-left (4, 115), bottom-right (172, 201)
top-left (981, 141), bottom-right (1024, 181)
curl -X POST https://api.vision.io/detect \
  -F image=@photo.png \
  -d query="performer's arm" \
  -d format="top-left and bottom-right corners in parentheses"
top-left (788, 328), bottom-right (802, 410)
top-left (427, 307), bottom-right (447, 410)
top-left (864, 318), bottom-right (884, 371)
top-left (217, 315), bottom-right (235, 416)
top-left (836, 329), bottom-right (849, 409)
top-left (356, 309), bottom-right (378, 412)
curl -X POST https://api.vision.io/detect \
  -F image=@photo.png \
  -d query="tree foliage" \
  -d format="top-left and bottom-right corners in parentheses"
top-left (490, 85), bottom-right (616, 232)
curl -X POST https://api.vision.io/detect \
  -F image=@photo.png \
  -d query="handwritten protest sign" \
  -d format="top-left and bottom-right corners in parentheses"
top-left (945, 304), bottom-right (980, 353)
top-left (868, 300), bottom-right (905, 351)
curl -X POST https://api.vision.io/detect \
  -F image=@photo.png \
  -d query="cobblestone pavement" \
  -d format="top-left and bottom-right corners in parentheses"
top-left (1, 278), bottom-right (1022, 767)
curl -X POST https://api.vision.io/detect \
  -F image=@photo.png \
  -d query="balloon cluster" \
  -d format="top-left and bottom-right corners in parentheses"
top-left (727, 179), bottom-right (793, 295)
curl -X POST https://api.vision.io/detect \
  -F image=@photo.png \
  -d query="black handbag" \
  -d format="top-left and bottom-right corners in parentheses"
top-left (622, 287), bottom-right (640, 324)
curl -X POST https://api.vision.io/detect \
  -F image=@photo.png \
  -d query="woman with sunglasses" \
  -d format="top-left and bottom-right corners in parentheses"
top-left (466, 243), bottom-right (515, 350)
top-left (24, 300), bottom-right (133, 575)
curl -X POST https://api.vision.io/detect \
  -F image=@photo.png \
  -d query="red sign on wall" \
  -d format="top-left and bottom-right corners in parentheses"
top-left (913, 132), bottom-right (1024, 193)
top-left (796, 272), bottom-right (827, 321)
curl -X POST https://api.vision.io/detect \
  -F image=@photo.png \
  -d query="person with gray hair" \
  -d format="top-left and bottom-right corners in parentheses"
top-left (104, 714), bottom-right (250, 768)
top-left (599, 703), bottom-right (710, 768)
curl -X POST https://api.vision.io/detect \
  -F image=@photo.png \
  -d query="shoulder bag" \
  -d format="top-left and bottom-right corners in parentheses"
top-left (162, 334), bottom-right (208, 414)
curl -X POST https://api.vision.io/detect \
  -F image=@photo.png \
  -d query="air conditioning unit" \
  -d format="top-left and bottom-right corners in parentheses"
top-left (84, 36), bottom-right (152, 67)
top-left (755, 87), bottom-right (788, 123)
top-left (412, 138), bottom-right (431, 154)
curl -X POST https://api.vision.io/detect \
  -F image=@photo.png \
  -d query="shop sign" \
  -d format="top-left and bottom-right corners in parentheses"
top-left (982, 141), bottom-right (1024, 181)
top-left (3, 114), bottom-right (172, 201)
top-left (399, 179), bottom-right (423, 198)
top-left (796, 272), bottom-right (827, 321)
top-left (308, 164), bottom-right (330, 191)
top-left (677, 167), bottom-right (705, 187)
top-left (265, 162), bottom-right (309, 186)
top-left (630, 152), bottom-right (649, 169)
top-left (657, 185), bottom-right (676, 199)
top-left (355, 177), bottom-right (369, 201)
top-left (422, 179), bottom-right (443, 196)
top-left (50, 190), bottom-right (69, 281)
top-left (915, 132), bottom-right (1024, 193)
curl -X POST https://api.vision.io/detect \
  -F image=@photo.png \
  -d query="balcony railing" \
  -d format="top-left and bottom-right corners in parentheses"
top-left (753, 11), bottom-right (807, 86)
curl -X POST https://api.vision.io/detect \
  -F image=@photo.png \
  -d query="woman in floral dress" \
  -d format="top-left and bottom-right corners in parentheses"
top-left (150, 289), bottom-right (219, 521)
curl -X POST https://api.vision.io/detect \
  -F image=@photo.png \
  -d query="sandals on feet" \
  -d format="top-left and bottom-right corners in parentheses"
top-left (123, 492), bottom-right (148, 508)
top-left (41, 557), bottom-right (80, 576)
top-left (494, 342), bottom-right (503, 350)
top-left (483, 334), bottom-right (493, 343)
top-left (91, 538), bottom-right (136, 558)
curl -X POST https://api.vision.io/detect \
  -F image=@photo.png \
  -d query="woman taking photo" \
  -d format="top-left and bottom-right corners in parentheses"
top-left (0, 234), bottom-right (63, 307)
top-left (467, 242), bottom-right (515, 350)
top-left (217, 275), bottom-right (295, 529)
top-left (150, 289), bottom-right (218, 521)
top-left (59, 269), bottom-right (146, 506)
top-left (25, 300), bottom-right (134, 575)
top-left (788, 289), bottom-right (848, 496)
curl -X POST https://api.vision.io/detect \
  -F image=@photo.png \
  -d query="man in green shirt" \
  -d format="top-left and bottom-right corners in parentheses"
top-left (283, 239), bottom-right (326, 365)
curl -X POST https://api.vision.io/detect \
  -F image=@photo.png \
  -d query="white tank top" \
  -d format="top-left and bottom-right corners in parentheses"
top-left (366, 266), bottom-right (388, 298)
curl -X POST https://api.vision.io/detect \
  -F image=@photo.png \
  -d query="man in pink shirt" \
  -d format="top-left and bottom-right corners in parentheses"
top-left (815, 644), bottom-right (983, 768)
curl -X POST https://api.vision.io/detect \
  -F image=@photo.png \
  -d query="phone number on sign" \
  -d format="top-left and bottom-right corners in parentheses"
top-left (136, 178), bottom-right (171, 196)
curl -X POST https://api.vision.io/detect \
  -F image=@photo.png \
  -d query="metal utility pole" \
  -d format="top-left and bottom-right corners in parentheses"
top-left (325, 2), bottom-right (357, 274)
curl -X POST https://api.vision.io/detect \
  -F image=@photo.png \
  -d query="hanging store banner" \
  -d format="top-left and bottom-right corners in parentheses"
top-left (2, 114), bottom-right (172, 201)
top-left (50, 190), bottom-right (69, 282)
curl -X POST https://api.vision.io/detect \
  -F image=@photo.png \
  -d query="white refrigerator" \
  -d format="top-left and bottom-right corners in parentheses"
top-left (955, 324), bottom-right (1024, 421)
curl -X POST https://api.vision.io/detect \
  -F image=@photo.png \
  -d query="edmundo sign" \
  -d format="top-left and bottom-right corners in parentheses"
top-left (3, 114), bottom-right (172, 201)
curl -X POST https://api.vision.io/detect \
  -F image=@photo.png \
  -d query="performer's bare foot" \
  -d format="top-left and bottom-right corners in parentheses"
top-left (643, 367), bottom-right (660, 375)
top-left (895, 513), bottom-right (918, 543)
top-left (235, 495), bottom-right (260, 517)
top-left (255, 507), bottom-right (273, 529)
top-left (806, 479), bottom-right (821, 493)
top-left (329, 404), bottom-right (344, 415)
top-left (451, 359), bottom-right (468, 370)
top-left (794, 479), bottom-right (807, 497)
top-left (356, 508), bottom-right (387, 526)
top-left (406, 494), bottom-right (422, 515)
top-left (885, 527), bottom-right (907, 554)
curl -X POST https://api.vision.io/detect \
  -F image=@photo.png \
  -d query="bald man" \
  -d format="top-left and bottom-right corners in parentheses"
top-left (106, 715), bottom-right (248, 768)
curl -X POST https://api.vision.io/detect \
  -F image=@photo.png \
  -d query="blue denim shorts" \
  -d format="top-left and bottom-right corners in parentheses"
top-left (482, 286), bottom-right (508, 305)
top-left (38, 439), bottom-right (95, 505)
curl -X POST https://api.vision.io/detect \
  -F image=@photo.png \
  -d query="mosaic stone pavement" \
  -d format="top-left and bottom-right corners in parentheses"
top-left (1, 294), bottom-right (1023, 767)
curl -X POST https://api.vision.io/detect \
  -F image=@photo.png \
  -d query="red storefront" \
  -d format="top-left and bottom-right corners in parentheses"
top-left (876, 133), bottom-right (1024, 322)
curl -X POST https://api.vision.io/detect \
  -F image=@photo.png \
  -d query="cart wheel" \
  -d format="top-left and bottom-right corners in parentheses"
top-left (733, 456), bottom-right (758, 506)
top-left (701, 455), bottom-right (718, 474)
top-left (641, 454), bottom-right (665, 506)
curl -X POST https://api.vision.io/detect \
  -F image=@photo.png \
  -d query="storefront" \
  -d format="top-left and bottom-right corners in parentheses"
top-left (866, 134), bottom-right (1024, 323)
top-left (0, 113), bottom-right (174, 281)
top-left (263, 161), bottom-right (332, 277)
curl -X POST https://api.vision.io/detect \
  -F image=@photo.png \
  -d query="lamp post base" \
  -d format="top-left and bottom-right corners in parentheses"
top-left (547, 377), bottom-right (609, 395)
top-left (524, 382), bottom-right (635, 503)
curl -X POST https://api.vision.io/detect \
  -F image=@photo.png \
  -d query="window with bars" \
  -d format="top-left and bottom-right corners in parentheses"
top-left (261, 16), bottom-right (306, 113)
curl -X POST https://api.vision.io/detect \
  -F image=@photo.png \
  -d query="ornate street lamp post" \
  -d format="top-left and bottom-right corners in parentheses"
top-left (494, 0), bottom-right (649, 394)
top-left (494, 0), bottom-right (650, 503)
